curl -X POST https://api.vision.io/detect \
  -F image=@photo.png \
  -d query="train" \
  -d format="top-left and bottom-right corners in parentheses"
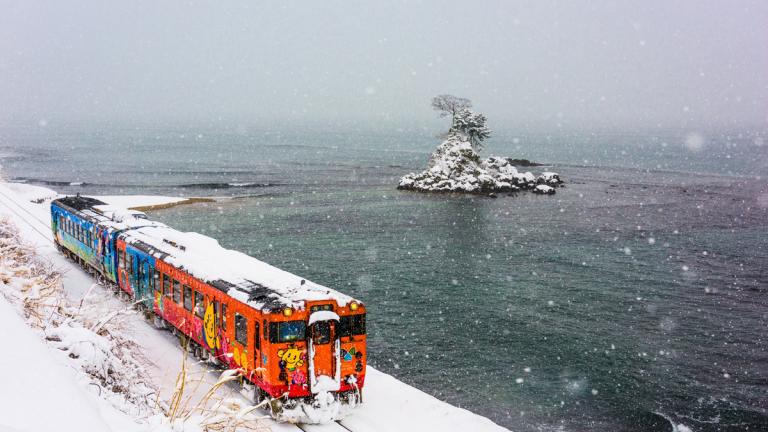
top-left (50, 195), bottom-right (366, 422)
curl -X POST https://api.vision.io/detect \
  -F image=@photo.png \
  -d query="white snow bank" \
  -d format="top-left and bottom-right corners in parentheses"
top-left (4, 182), bottom-right (59, 203)
top-left (0, 295), bottom-right (141, 432)
top-left (2, 181), bottom-right (195, 211)
top-left (347, 367), bottom-right (509, 432)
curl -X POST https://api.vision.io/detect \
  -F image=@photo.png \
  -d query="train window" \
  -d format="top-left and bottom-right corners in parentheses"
top-left (194, 291), bottom-right (204, 318)
top-left (172, 280), bottom-right (181, 304)
top-left (163, 274), bottom-right (171, 297)
top-left (127, 254), bottom-right (133, 275)
top-left (153, 271), bottom-right (160, 292)
top-left (235, 313), bottom-right (248, 345)
top-left (221, 303), bottom-right (228, 329)
top-left (312, 321), bottom-right (331, 345)
top-left (183, 285), bottom-right (192, 311)
top-left (270, 321), bottom-right (306, 343)
top-left (213, 300), bottom-right (220, 327)
top-left (118, 251), bottom-right (124, 269)
top-left (339, 314), bottom-right (366, 337)
top-left (254, 322), bottom-right (260, 350)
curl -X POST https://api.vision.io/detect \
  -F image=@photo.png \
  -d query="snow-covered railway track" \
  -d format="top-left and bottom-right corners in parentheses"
top-left (296, 420), bottom-right (354, 432)
top-left (0, 187), bottom-right (55, 244)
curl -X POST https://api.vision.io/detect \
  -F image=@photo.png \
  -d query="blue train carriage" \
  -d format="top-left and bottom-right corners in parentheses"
top-left (115, 233), bottom-right (161, 309)
top-left (51, 195), bottom-right (163, 309)
top-left (52, 196), bottom-right (109, 275)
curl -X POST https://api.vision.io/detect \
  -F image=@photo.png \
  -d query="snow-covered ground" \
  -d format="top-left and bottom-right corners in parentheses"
top-left (0, 180), bottom-right (511, 432)
top-left (0, 293), bottom-right (149, 432)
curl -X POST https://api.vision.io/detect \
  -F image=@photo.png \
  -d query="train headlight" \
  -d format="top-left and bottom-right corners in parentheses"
top-left (282, 308), bottom-right (293, 317)
top-left (350, 302), bottom-right (359, 311)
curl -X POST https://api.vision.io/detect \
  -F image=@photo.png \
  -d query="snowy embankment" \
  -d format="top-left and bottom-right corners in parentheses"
top-left (398, 135), bottom-right (562, 195)
top-left (0, 180), bottom-right (511, 432)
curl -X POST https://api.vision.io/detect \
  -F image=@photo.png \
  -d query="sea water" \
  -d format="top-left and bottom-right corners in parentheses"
top-left (1, 123), bottom-right (766, 431)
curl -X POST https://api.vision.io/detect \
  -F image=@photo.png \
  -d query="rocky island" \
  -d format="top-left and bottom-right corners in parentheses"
top-left (398, 95), bottom-right (563, 196)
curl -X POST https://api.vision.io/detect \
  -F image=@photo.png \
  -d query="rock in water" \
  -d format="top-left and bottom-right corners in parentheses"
top-left (398, 133), bottom-right (562, 195)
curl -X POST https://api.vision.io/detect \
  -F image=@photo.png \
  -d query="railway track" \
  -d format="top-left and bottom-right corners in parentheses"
top-left (297, 420), bottom-right (354, 432)
top-left (0, 187), bottom-right (57, 244)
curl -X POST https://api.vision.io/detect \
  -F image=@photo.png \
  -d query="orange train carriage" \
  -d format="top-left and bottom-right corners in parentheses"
top-left (51, 196), bottom-right (366, 419)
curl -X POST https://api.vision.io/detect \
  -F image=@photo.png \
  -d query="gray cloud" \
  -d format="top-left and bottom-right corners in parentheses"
top-left (1, 0), bottom-right (766, 130)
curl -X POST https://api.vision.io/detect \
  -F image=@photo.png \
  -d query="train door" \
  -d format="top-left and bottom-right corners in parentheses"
top-left (218, 302), bottom-right (229, 362)
top-left (308, 313), bottom-right (341, 393)
top-left (135, 259), bottom-right (152, 307)
top-left (233, 308), bottom-right (250, 370)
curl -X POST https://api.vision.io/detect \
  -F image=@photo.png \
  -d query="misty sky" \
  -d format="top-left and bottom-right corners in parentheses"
top-left (1, 1), bottom-right (766, 130)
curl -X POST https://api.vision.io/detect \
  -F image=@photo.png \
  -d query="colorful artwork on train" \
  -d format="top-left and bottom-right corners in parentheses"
top-left (50, 195), bottom-right (367, 417)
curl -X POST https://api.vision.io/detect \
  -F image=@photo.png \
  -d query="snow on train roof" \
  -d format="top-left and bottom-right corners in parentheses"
top-left (124, 222), bottom-right (355, 312)
top-left (54, 196), bottom-right (162, 230)
top-left (55, 196), bottom-right (356, 311)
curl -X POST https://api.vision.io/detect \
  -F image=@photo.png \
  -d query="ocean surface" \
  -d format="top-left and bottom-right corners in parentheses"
top-left (1, 123), bottom-right (767, 431)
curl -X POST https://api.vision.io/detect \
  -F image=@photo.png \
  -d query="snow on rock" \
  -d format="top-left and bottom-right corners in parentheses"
top-left (537, 172), bottom-right (562, 185)
top-left (398, 133), bottom-right (562, 195)
top-left (533, 185), bottom-right (556, 195)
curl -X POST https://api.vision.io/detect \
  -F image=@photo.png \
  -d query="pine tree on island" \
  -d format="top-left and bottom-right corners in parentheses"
top-left (398, 94), bottom-right (562, 195)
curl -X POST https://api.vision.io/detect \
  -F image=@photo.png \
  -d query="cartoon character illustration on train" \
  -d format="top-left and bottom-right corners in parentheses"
top-left (50, 195), bottom-right (367, 423)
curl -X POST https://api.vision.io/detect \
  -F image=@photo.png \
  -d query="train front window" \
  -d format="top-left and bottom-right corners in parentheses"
top-left (312, 321), bottom-right (331, 345)
top-left (339, 314), bottom-right (366, 337)
top-left (273, 321), bottom-right (306, 343)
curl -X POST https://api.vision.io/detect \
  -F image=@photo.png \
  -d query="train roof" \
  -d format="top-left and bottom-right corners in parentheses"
top-left (124, 225), bottom-right (356, 312)
top-left (54, 195), bottom-right (107, 211)
top-left (54, 195), bottom-right (358, 311)
top-left (53, 197), bottom-right (163, 230)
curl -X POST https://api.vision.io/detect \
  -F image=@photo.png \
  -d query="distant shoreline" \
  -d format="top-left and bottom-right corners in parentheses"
top-left (128, 197), bottom-right (215, 212)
